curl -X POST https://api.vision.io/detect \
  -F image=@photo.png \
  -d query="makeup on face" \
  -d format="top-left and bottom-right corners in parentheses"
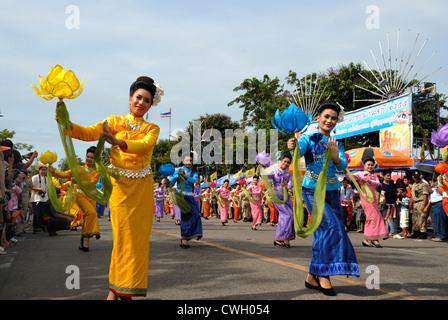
top-left (129, 88), bottom-right (152, 117)
top-left (317, 109), bottom-right (338, 134)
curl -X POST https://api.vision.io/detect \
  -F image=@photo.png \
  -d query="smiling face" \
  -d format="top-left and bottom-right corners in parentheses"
top-left (364, 160), bottom-right (375, 172)
top-left (279, 156), bottom-right (291, 170)
top-left (85, 152), bottom-right (94, 167)
top-left (183, 156), bottom-right (193, 169)
top-left (39, 166), bottom-right (47, 176)
top-left (317, 108), bottom-right (338, 136)
top-left (129, 88), bottom-right (152, 117)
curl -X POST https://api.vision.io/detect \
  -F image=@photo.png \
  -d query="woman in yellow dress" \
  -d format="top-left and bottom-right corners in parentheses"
top-left (63, 76), bottom-right (161, 299)
top-left (50, 146), bottom-right (100, 251)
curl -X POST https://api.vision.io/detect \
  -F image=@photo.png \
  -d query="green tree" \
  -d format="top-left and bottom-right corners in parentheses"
top-left (151, 138), bottom-right (177, 182)
top-left (228, 75), bottom-right (290, 130)
top-left (412, 92), bottom-right (448, 159)
top-left (227, 75), bottom-right (291, 158)
top-left (286, 62), bottom-right (382, 149)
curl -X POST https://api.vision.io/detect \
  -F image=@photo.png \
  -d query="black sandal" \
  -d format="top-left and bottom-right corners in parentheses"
top-left (274, 241), bottom-right (286, 247)
top-left (305, 275), bottom-right (320, 290)
top-left (79, 238), bottom-right (89, 252)
top-left (316, 277), bottom-right (336, 296)
top-left (179, 241), bottom-right (190, 249)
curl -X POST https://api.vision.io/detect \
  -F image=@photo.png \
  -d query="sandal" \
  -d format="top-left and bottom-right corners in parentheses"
top-left (274, 241), bottom-right (286, 247)
top-left (79, 238), bottom-right (89, 252)
top-left (179, 241), bottom-right (190, 249)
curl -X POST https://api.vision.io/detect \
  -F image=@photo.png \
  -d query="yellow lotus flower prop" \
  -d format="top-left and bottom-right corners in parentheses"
top-left (31, 64), bottom-right (84, 100)
top-left (37, 149), bottom-right (76, 213)
top-left (39, 150), bottom-right (58, 165)
top-left (32, 65), bottom-right (116, 207)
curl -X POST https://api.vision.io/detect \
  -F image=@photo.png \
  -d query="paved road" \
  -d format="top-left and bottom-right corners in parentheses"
top-left (1, 213), bottom-right (448, 302)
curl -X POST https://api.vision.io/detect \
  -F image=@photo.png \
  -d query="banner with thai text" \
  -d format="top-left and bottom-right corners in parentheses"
top-left (303, 93), bottom-right (412, 139)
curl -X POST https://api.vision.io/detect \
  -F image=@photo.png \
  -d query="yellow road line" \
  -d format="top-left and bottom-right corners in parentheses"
top-left (152, 228), bottom-right (424, 300)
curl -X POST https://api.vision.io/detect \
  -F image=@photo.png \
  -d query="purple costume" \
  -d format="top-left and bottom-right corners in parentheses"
top-left (154, 187), bottom-right (165, 218)
top-left (266, 168), bottom-right (295, 241)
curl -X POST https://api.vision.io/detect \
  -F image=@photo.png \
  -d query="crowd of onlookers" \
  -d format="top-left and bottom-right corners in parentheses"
top-left (1, 140), bottom-right (34, 254)
top-left (0, 139), bottom-right (67, 255)
top-left (339, 169), bottom-right (448, 242)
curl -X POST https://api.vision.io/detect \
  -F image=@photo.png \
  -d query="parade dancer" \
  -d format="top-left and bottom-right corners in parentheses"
top-left (346, 157), bottom-right (389, 248)
top-left (215, 179), bottom-right (231, 226)
top-left (64, 76), bottom-right (161, 299)
top-left (265, 153), bottom-right (295, 247)
top-left (288, 100), bottom-right (359, 296)
top-left (202, 187), bottom-right (212, 219)
top-left (169, 154), bottom-right (203, 248)
top-left (154, 182), bottom-right (165, 222)
top-left (50, 146), bottom-right (101, 251)
top-left (246, 176), bottom-right (263, 230)
top-left (230, 184), bottom-right (242, 222)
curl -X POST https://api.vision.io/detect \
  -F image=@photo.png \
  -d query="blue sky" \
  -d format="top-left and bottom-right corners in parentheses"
top-left (0, 0), bottom-right (447, 164)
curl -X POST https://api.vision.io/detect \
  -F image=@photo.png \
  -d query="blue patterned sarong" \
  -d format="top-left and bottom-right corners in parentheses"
top-left (180, 195), bottom-right (203, 241)
top-left (303, 188), bottom-right (359, 277)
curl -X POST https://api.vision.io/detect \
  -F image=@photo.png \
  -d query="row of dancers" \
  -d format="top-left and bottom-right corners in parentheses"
top-left (154, 157), bottom-right (297, 248)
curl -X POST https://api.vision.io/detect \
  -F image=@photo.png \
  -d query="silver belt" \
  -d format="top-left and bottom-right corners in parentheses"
top-left (177, 190), bottom-right (195, 197)
top-left (108, 164), bottom-right (152, 179)
top-left (304, 170), bottom-right (339, 185)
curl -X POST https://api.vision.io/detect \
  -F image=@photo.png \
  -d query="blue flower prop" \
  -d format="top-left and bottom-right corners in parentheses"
top-left (159, 163), bottom-right (175, 176)
top-left (271, 103), bottom-right (312, 135)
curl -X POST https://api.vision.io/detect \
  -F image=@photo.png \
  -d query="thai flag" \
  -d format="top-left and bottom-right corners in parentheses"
top-left (160, 108), bottom-right (171, 118)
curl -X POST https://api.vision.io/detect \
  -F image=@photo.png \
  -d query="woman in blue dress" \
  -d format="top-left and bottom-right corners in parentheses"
top-left (169, 153), bottom-right (203, 248)
top-left (287, 100), bottom-right (359, 296)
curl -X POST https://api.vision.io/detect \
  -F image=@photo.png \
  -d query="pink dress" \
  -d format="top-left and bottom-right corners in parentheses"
top-left (351, 171), bottom-right (389, 241)
top-left (216, 186), bottom-right (230, 222)
top-left (246, 184), bottom-right (263, 226)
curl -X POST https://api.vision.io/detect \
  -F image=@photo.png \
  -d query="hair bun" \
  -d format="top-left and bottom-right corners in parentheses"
top-left (130, 76), bottom-right (157, 98)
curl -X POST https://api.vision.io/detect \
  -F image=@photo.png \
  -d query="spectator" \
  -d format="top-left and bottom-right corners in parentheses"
top-left (11, 170), bottom-right (27, 237)
top-left (429, 173), bottom-right (447, 242)
top-left (1, 139), bottom-right (38, 170)
top-left (377, 170), bottom-right (398, 237)
top-left (21, 171), bottom-right (33, 227)
top-left (353, 192), bottom-right (365, 232)
top-left (42, 189), bottom-right (74, 236)
top-left (30, 164), bottom-right (49, 233)
top-left (408, 172), bottom-right (429, 239)
top-left (396, 188), bottom-right (410, 238)
top-left (400, 176), bottom-right (413, 236)
top-left (339, 177), bottom-right (354, 231)
top-left (1, 154), bottom-right (17, 250)
top-left (211, 193), bottom-right (219, 218)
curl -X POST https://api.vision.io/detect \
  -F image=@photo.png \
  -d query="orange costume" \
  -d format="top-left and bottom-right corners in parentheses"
top-left (267, 199), bottom-right (278, 224)
top-left (69, 113), bottom-right (159, 297)
top-left (202, 190), bottom-right (211, 217)
top-left (231, 189), bottom-right (242, 220)
top-left (53, 165), bottom-right (101, 239)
